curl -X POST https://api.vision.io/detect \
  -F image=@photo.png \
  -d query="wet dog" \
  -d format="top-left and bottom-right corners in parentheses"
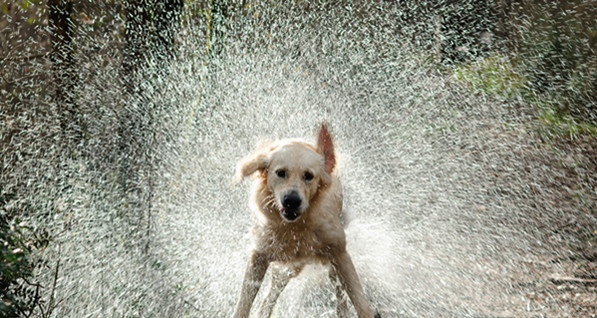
top-left (232, 124), bottom-right (378, 318)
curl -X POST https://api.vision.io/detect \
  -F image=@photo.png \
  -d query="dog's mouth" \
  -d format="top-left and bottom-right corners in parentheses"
top-left (280, 207), bottom-right (301, 222)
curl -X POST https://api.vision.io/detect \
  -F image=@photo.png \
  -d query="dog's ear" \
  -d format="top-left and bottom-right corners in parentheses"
top-left (233, 149), bottom-right (269, 184)
top-left (317, 123), bottom-right (336, 175)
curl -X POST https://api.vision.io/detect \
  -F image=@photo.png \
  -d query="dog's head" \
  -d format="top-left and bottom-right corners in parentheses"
top-left (235, 124), bottom-right (336, 222)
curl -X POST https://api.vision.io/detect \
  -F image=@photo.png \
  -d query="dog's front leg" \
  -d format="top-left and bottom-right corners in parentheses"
top-left (256, 264), bottom-right (300, 318)
top-left (232, 251), bottom-right (269, 318)
top-left (331, 251), bottom-right (374, 318)
top-left (329, 266), bottom-right (350, 318)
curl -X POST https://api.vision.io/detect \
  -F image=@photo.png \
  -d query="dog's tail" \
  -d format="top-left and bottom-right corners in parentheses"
top-left (339, 207), bottom-right (354, 229)
top-left (340, 184), bottom-right (356, 228)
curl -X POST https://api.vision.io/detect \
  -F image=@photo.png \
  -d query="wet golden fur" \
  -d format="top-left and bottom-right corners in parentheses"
top-left (232, 124), bottom-right (376, 318)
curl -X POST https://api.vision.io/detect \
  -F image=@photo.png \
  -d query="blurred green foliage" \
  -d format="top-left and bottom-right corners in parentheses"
top-left (453, 54), bottom-right (527, 98)
top-left (513, 0), bottom-right (596, 123)
top-left (452, 0), bottom-right (596, 137)
top-left (1, 187), bottom-right (49, 317)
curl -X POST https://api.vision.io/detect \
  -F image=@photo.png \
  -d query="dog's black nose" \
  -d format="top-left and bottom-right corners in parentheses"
top-left (281, 192), bottom-right (302, 221)
top-left (282, 192), bottom-right (302, 212)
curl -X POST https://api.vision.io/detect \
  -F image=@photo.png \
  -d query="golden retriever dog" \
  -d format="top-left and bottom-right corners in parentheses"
top-left (232, 124), bottom-right (379, 318)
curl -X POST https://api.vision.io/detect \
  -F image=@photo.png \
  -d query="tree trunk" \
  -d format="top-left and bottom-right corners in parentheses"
top-left (119, 0), bottom-right (184, 253)
top-left (209, 0), bottom-right (229, 60)
top-left (48, 0), bottom-right (79, 144)
top-left (154, 0), bottom-right (184, 67)
top-left (122, 0), bottom-right (151, 95)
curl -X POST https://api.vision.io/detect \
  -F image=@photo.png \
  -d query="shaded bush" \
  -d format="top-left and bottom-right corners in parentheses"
top-left (0, 187), bottom-right (49, 317)
top-left (450, 0), bottom-right (596, 128)
top-left (509, 0), bottom-right (597, 123)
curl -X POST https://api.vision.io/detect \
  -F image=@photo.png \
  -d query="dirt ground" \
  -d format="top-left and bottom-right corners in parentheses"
top-left (501, 254), bottom-right (596, 318)
top-left (512, 135), bottom-right (597, 318)
top-left (434, 90), bottom-right (597, 317)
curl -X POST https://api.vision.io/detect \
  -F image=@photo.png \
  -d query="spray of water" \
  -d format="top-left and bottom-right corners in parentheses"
top-left (2, 1), bottom-right (595, 317)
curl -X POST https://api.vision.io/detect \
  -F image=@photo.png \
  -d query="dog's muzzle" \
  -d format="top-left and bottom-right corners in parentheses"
top-left (281, 192), bottom-right (302, 221)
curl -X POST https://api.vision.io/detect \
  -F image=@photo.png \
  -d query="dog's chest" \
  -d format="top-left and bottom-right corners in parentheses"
top-left (256, 225), bottom-right (330, 262)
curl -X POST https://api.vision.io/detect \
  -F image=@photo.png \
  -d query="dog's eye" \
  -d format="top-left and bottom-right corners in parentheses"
top-left (276, 169), bottom-right (286, 178)
top-left (303, 171), bottom-right (314, 181)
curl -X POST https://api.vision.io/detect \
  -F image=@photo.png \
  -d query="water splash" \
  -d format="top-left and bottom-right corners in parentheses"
top-left (2, 1), bottom-right (594, 317)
